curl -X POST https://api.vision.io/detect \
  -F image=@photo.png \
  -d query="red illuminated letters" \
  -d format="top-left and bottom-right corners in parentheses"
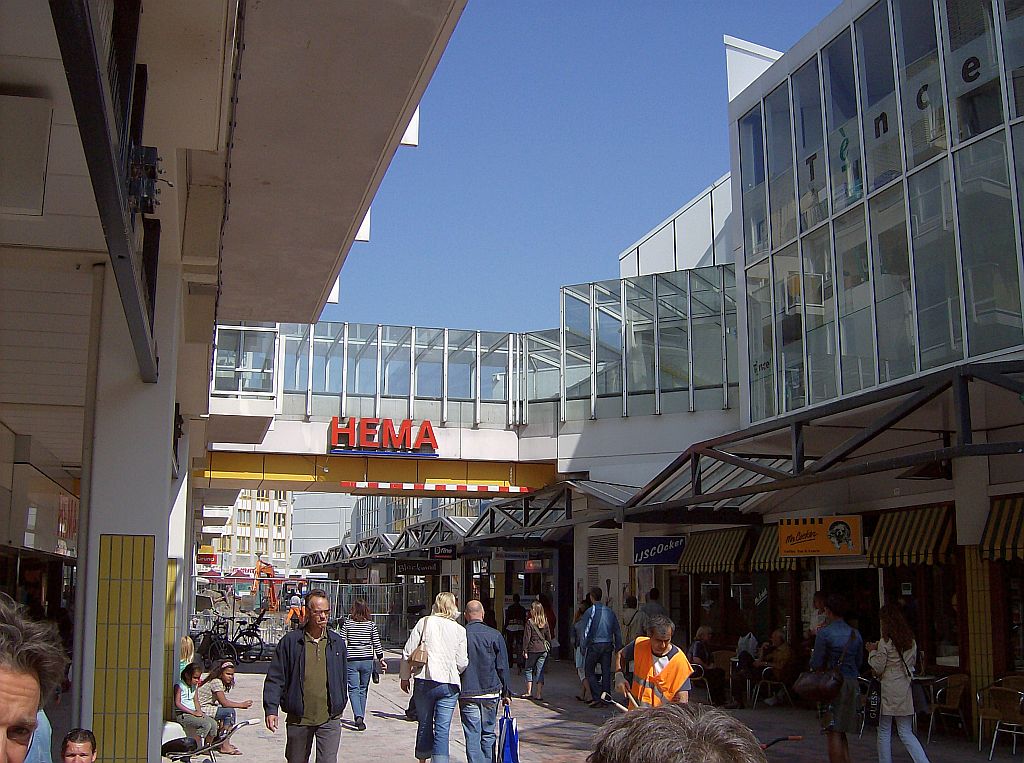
top-left (329, 417), bottom-right (438, 453)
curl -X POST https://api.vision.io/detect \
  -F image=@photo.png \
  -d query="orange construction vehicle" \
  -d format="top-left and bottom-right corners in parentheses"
top-left (252, 556), bottom-right (279, 611)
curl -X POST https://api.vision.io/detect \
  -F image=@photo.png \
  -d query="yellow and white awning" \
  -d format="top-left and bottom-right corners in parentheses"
top-left (677, 528), bottom-right (751, 574)
top-left (868, 505), bottom-right (953, 567)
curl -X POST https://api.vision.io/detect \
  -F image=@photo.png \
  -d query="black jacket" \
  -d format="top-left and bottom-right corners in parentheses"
top-left (263, 628), bottom-right (348, 719)
top-left (461, 621), bottom-right (510, 698)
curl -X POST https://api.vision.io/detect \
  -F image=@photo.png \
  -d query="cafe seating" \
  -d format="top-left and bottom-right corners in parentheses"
top-left (751, 665), bottom-right (792, 709)
top-left (689, 663), bottom-right (711, 704)
top-left (978, 677), bottom-right (1024, 751)
top-left (927, 673), bottom-right (969, 743)
top-left (986, 686), bottom-right (1024, 760)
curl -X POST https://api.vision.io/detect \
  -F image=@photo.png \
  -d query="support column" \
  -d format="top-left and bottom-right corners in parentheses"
top-left (964, 545), bottom-right (995, 727)
top-left (79, 261), bottom-right (182, 763)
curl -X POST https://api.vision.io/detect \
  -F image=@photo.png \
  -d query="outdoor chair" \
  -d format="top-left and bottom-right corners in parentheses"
top-left (750, 665), bottom-right (793, 709)
top-left (857, 675), bottom-right (872, 737)
top-left (689, 663), bottom-right (712, 704)
top-left (987, 687), bottom-right (1024, 760)
top-left (928, 673), bottom-right (969, 743)
top-left (979, 678), bottom-right (1024, 751)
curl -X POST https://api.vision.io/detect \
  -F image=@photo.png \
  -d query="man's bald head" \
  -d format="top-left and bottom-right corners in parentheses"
top-left (465, 600), bottom-right (485, 621)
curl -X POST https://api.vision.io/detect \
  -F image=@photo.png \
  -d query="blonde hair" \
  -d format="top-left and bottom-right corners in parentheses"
top-left (180, 636), bottom-right (195, 663)
top-left (530, 601), bottom-right (548, 631)
top-left (431, 592), bottom-right (460, 620)
top-left (695, 626), bottom-right (713, 640)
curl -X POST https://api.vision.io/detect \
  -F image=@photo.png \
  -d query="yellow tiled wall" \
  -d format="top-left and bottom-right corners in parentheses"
top-left (93, 535), bottom-right (155, 763)
top-left (965, 545), bottom-right (995, 724)
top-left (164, 559), bottom-right (178, 720)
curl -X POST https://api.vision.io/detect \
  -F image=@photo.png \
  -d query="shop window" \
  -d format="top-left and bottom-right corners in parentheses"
top-left (697, 577), bottom-right (725, 635)
top-left (893, 0), bottom-right (947, 168)
top-left (941, 0), bottom-right (1005, 142)
top-left (931, 564), bottom-right (961, 667)
top-left (824, 29), bottom-right (865, 212)
top-left (740, 104), bottom-right (769, 259)
top-left (793, 57), bottom-right (829, 231)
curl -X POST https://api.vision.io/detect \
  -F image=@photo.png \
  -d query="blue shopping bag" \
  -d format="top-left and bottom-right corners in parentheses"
top-left (497, 703), bottom-right (520, 763)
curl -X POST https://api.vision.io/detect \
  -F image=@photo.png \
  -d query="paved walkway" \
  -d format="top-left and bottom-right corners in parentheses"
top-left (217, 655), bottom-right (1000, 762)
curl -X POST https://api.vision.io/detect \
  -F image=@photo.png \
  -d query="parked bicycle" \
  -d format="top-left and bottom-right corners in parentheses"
top-left (194, 610), bottom-right (268, 665)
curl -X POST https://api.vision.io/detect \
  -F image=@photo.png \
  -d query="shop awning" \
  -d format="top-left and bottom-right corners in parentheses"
top-left (677, 527), bottom-right (751, 574)
top-left (981, 495), bottom-right (1024, 561)
top-left (868, 505), bottom-right (953, 567)
top-left (750, 524), bottom-right (803, 571)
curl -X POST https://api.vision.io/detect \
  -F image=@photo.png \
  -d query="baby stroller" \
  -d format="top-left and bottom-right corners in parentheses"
top-left (161, 718), bottom-right (260, 762)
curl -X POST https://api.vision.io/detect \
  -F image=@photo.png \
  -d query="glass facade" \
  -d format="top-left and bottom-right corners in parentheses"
top-left (738, 0), bottom-right (1024, 422)
top-left (212, 265), bottom-right (738, 426)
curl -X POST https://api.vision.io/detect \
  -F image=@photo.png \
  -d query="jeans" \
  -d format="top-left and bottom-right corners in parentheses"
top-left (215, 706), bottom-right (236, 728)
top-left (585, 642), bottom-right (614, 701)
top-left (285, 718), bottom-right (342, 763)
top-left (877, 715), bottom-right (930, 763)
top-left (414, 678), bottom-right (459, 762)
top-left (524, 651), bottom-right (548, 684)
top-left (346, 658), bottom-right (374, 719)
top-left (459, 698), bottom-right (499, 763)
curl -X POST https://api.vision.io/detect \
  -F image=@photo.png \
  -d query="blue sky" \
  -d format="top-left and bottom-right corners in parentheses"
top-left (321, 1), bottom-right (838, 333)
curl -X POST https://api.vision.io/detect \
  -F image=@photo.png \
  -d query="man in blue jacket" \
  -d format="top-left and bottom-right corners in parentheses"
top-left (264, 589), bottom-right (348, 763)
top-left (460, 599), bottom-right (511, 763)
top-left (581, 586), bottom-right (622, 707)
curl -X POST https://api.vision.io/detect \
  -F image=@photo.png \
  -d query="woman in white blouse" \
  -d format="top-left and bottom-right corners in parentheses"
top-left (866, 604), bottom-right (931, 763)
top-left (401, 592), bottom-right (469, 763)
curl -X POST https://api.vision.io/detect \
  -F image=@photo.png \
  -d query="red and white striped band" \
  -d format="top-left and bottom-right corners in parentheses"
top-left (338, 481), bottom-right (531, 494)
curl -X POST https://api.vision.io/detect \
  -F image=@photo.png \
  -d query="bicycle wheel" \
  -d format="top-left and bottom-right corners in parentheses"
top-left (234, 631), bottom-right (263, 663)
top-left (209, 638), bottom-right (238, 666)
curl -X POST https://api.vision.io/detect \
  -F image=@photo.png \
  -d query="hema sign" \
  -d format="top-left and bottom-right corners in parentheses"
top-left (633, 536), bottom-right (686, 566)
top-left (329, 417), bottom-right (438, 457)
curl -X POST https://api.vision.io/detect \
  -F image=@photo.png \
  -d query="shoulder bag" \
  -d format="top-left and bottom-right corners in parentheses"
top-left (408, 616), bottom-right (432, 673)
top-left (793, 630), bottom-right (857, 703)
top-left (900, 645), bottom-right (930, 713)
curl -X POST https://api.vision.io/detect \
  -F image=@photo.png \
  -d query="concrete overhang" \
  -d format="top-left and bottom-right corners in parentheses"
top-left (195, 487), bottom-right (242, 507)
top-left (201, 506), bottom-right (232, 525)
top-left (217, 0), bottom-right (466, 322)
top-left (205, 404), bottom-right (273, 444)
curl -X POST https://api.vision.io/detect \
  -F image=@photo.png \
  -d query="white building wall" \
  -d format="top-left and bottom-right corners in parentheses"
top-left (291, 491), bottom-right (356, 568)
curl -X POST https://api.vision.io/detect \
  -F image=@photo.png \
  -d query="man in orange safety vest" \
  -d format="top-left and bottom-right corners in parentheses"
top-left (613, 614), bottom-right (693, 708)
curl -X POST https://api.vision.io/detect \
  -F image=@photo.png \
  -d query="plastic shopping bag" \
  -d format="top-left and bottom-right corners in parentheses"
top-left (497, 704), bottom-right (520, 763)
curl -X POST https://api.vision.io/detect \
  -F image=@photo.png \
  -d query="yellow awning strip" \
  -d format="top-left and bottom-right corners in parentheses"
top-left (868, 505), bottom-right (953, 567)
top-left (982, 495), bottom-right (1024, 562)
top-left (750, 524), bottom-right (797, 572)
top-left (677, 527), bottom-right (751, 574)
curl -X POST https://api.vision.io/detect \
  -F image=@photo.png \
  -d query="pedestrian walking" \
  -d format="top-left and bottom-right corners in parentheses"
top-left (571, 599), bottom-right (594, 702)
top-left (503, 594), bottom-right (527, 673)
top-left (521, 601), bottom-right (552, 700)
top-left (60, 730), bottom-right (97, 763)
top-left (460, 600), bottom-right (511, 763)
top-left (810, 593), bottom-right (864, 763)
top-left (581, 586), bottom-right (623, 708)
top-left (621, 595), bottom-right (641, 644)
top-left (263, 589), bottom-right (349, 763)
top-left (400, 592), bottom-right (469, 763)
top-left (867, 605), bottom-right (930, 763)
top-left (614, 615), bottom-right (692, 708)
top-left (197, 659), bottom-right (252, 754)
top-left (340, 598), bottom-right (386, 732)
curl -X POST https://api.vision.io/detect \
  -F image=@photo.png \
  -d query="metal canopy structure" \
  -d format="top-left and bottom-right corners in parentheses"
top-left (626, 362), bottom-right (1024, 522)
top-left (390, 516), bottom-right (474, 555)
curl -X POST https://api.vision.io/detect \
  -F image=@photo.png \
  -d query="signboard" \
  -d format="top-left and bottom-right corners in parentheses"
top-left (632, 536), bottom-right (687, 566)
top-left (779, 516), bottom-right (863, 557)
top-left (196, 544), bottom-right (218, 566)
top-left (329, 417), bottom-right (439, 457)
top-left (396, 558), bottom-right (441, 576)
top-left (431, 545), bottom-right (457, 560)
top-left (524, 559), bottom-right (543, 573)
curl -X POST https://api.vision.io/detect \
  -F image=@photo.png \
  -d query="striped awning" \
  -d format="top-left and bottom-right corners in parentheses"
top-left (751, 524), bottom-right (799, 572)
top-left (982, 495), bottom-right (1024, 561)
top-left (868, 505), bottom-right (953, 567)
top-left (677, 527), bottom-right (751, 574)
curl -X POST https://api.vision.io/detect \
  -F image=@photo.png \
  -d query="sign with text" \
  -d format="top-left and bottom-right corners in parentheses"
top-left (633, 536), bottom-right (687, 566)
top-left (329, 417), bottom-right (439, 457)
top-left (396, 558), bottom-right (441, 576)
top-left (431, 545), bottom-right (457, 560)
top-left (779, 516), bottom-right (863, 557)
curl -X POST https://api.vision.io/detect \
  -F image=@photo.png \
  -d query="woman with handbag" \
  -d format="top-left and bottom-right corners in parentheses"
top-left (400, 592), bottom-right (469, 763)
top-left (340, 599), bottom-right (386, 732)
top-left (522, 601), bottom-right (552, 701)
top-left (866, 605), bottom-right (931, 763)
top-left (807, 593), bottom-right (863, 763)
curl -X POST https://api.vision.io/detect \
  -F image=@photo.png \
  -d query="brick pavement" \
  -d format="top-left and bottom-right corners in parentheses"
top-left (218, 655), bottom-right (1000, 762)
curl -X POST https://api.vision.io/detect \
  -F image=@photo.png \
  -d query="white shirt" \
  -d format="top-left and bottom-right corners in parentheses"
top-left (400, 614), bottom-right (469, 686)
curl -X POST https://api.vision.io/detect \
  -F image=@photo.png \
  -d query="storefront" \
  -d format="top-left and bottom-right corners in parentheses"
top-left (748, 523), bottom-right (815, 646)
top-left (980, 495), bottom-right (1024, 676)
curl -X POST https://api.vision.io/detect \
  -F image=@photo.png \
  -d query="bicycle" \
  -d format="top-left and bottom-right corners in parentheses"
top-left (222, 609), bottom-right (268, 664)
top-left (193, 610), bottom-right (268, 666)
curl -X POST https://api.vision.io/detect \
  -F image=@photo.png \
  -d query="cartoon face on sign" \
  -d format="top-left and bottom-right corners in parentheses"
top-left (827, 520), bottom-right (854, 550)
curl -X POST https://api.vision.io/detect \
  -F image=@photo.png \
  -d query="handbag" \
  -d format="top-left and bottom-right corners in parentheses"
top-left (371, 660), bottom-right (380, 684)
top-left (496, 703), bottom-right (520, 763)
top-left (900, 647), bottom-right (930, 713)
top-left (864, 678), bottom-right (882, 726)
top-left (793, 630), bottom-right (857, 703)
top-left (408, 616), bottom-right (431, 673)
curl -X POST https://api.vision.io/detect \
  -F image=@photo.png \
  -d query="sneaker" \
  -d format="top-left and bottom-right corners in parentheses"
top-left (355, 717), bottom-right (366, 731)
